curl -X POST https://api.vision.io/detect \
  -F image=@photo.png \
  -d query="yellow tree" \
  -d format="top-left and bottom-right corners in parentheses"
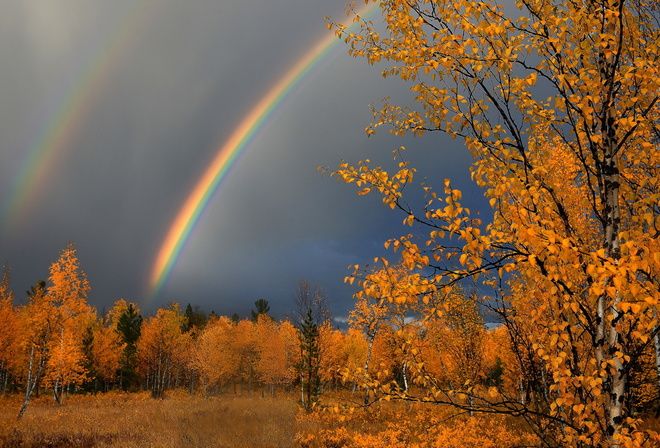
top-left (343, 329), bottom-right (368, 377)
top-left (333, 0), bottom-right (658, 445)
top-left (254, 315), bottom-right (296, 394)
top-left (347, 262), bottom-right (434, 393)
top-left (137, 304), bottom-right (187, 398)
top-left (106, 299), bottom-right (131, 328)
top-left (0, 268), bottom-right (15, 393)
top-left (279, 320), bottom-right (301, 389)
top-left (193, 316), bottom-right (239, 394)
top-left (16, 281), bottom-right (55, 417)
top-left (42, 243), bottom-right (95, 404)
top-left (349, 289), bottom-right (389, 381)
top-left (416, 291), bottom-right (487, 414)
top-left (91, 323), bottom-right (125, 388)
top-left (232, 319), bottom-right (258, 394)
top-left (319, 324), bottom-right (346, 387)
top-left (481, 325), bottom-right (520, 399)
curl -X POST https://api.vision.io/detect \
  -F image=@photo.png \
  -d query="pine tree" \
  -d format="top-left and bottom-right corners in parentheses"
top-left (81, 326), bottom-right (97, 392)
top-left (183, 303), bottom-right (207, 331)
top-left (116, 304), bottom-right (142, 390)
top-left (251, 299), bottom-right (270, 321)
top-left (298, 308), bottom-right (321, 411)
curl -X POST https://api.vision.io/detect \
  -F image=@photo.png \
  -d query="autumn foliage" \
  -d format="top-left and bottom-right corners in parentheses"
top-left (0, 0), bottom-right (658, 446)
top-left (325, 0), bottom-right (659, 446)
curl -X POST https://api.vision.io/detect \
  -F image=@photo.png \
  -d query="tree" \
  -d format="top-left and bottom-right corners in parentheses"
top-left (91, 324), bottom-right (125, 389)
top-left (421, 292), bottom-right (487, 413)
top-left (254, 315), bottom-right (296, 395)
top-left (295, 281), bottom-right (329, 410)
top-left (298, 307), bottom-right (321, 411)
top-left (279, 320), bottom-right (302, 390)
top-left (183, 303), bottom-right (207, 332)
top-left (318, 324), bottom-right (345, 387)
top-left (332, 0), bottom-right (658, 445)
top-left (251, 299), bottom-right (270, 321)
top-left (349, 289), bottom-right (388, 380)
top-left (16, 280), bottom-right (53, 417)
top-left (137, 304), bottom-right (188, 398)
top-left (42, 244), bottom-right (95, 405)
top-left (115, 301), bottom-right (142, 390)
top-left (0, 268), bottom-right (15, 394)
top-left (192, 316), bottom-right (238, 394)
top-left (232, 319), bottom-right (258, 394)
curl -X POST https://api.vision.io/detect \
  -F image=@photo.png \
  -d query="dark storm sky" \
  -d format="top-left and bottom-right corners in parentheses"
top-left (0, 0), bottom-right (486, 319)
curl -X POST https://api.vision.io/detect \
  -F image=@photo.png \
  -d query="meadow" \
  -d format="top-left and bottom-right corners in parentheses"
top-left (0, 391), bottom-right (298, 448)
top-left (0, 390), bottom-right (546, 448)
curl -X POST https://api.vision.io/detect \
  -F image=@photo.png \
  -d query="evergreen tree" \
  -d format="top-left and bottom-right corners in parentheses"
top-left (251, 299), bottom-right (270, 321)
top-left (485, 357), bottom-right (504, 389)
top-left (183, 303), bottom-right (207, 331)
top-left (298, 308), bottom-right (320, 411)
top-left (183, 304), bottom-right (194, 332)
top-left (294, 282), bottom-right (328, 411)
top-left (116, 304), bottom-right (142, 390)
top-left (81, 326), bottom-right (97, 392)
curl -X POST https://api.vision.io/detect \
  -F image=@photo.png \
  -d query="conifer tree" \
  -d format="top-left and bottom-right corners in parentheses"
top-left (295, 282), bottom-right (328, 410)
top-left (251, 299), bottom-right (270, 321)
top-left (298, 307), bottom-right (321, 411)
top-left (116, 303), bottom-right (142, 390)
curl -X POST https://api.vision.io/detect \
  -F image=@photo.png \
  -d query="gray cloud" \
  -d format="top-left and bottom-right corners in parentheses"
top-left (0, 1), bottom-right (484, 319)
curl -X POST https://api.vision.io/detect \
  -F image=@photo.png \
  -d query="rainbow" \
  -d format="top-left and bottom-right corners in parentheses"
top-left (149, 3), bottom-right (376, 296)
top-left (2, 1), bottom-right (156, 229)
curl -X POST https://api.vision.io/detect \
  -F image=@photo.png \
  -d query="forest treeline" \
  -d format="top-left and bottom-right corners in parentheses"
top-left (1, 243), bottom-right (656, 447)
top-left (0, 246), bottom-right (325, 413)
top-left (0, 245), bottom-right (511, 418)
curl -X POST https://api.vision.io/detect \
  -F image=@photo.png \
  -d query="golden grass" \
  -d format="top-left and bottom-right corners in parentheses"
top-left (2, 390), bottom-right (657, 447)
top-left (0, 390), bottom-right (298, 448)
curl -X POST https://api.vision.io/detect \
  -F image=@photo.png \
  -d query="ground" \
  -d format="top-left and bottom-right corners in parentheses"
top-left (2, 391), bottom-right (657, 447)
top-left (0, 391), bottom-right (298, 448)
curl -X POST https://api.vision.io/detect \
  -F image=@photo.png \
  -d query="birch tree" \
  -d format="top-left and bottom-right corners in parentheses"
top-left (333, 0), bottom-right (658, 445)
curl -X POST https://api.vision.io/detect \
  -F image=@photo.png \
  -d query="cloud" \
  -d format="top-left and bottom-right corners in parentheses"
top-left (0, 0), bottom-right (482, 317)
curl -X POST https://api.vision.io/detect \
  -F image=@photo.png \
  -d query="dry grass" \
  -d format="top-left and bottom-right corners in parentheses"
top-left (0, 390), bottom-right (298, 448)
top-left (2, 391), bottom-right (656, 447)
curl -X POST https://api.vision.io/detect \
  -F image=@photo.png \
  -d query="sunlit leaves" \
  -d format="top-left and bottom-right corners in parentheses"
top-left (329, 0), bottom-right (659, 445)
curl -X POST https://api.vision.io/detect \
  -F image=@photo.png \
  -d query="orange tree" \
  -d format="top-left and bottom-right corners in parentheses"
top-left (42, 244), bottom-right (95, 404)
top-left (192, 315), bottom-right (239, 394)
top-left (254, 315), bottom-right (296, 394)
top-left (15, 281), bottom-right (54, 417)
top-left (332, 0), bottom-right (658, 446)
top-left (91, 321), bottom-right (125, 389)
top-left (0, 269), bottom-right (15, 394)
top-left (137, 304), bottom-right (188, 398)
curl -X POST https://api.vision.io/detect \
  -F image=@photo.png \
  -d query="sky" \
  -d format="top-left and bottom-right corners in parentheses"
top-left (0, 0), bottom-right (486, 319)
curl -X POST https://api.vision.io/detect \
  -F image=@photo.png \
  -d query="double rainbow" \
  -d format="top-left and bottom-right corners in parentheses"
top-left (3, 1), bottom-right (156, 228)
top-left (149, 3), bottom-right (376, 296)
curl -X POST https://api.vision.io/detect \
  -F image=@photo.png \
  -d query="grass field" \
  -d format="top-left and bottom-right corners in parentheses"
top-left (0, 391), bottom-right (298, 448)
top-left (1, 391), bottom-right (657, 447)
top-left (0, 391), bottom-right (540, 448)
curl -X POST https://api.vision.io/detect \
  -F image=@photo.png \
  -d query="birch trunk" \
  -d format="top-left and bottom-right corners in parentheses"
top-left (18, 344), bottom-right (47, 419)
top-left (603, 111), bottom-right (625, 444)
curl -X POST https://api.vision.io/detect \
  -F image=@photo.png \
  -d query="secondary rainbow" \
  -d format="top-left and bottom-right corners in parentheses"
top-left (149, 4), bottom-right (376, 295)
top-left (2, 1), bottom-right (156, 228)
